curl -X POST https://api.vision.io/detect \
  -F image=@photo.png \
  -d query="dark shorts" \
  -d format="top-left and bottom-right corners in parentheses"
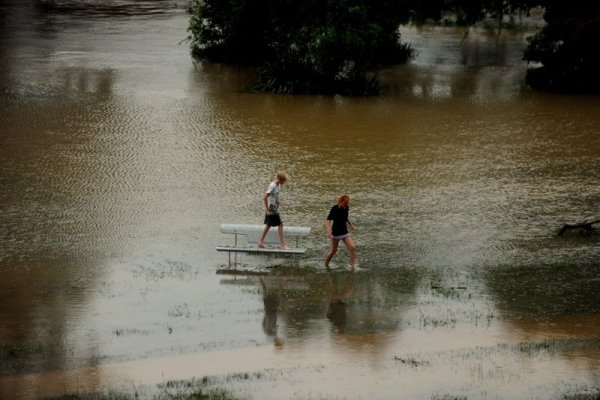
top-left (264, 213), bottom-right (282, 227)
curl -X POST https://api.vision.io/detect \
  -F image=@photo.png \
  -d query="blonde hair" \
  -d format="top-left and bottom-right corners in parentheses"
top-left (338, 194), bottom-right (350, 208)
top-left (277, 171), bottom-right (288, 183)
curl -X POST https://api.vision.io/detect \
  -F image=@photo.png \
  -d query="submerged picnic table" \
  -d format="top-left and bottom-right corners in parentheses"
top-left (216, 224), bottom-right (311, 268)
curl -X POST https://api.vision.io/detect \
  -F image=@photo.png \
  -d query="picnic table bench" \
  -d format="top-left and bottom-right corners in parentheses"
top-left (216, 224), bottom-right (311, 267)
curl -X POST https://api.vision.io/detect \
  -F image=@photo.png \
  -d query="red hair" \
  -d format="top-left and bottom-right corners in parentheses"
top-left (338, 194), bottom-right (350, 208)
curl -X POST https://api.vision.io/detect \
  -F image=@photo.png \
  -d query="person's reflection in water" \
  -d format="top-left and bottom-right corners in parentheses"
top-left (259, 276), bottom-right (284, 348)
top-left (326, 271), bottom-right (355, 335)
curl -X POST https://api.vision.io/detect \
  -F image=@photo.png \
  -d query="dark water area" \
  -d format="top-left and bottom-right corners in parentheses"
top-left (0, 1), bottom-right (599, 399)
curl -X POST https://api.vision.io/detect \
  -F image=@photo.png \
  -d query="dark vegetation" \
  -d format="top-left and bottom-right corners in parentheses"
top-left (189, 0), bottom-right (414, 95)
top-left (525, 0), bottom-right (600, 92)
top-left (188, 0), bottom-right (600, 95)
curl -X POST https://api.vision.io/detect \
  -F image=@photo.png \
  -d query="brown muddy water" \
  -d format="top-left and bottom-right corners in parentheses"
top-left (0, 1), bottom-right (599, 399)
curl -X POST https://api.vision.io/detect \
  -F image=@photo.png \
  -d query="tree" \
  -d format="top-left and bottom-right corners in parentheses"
top-left (188, 0), bottom-right (414, 95)
top-left (524, 0), bottom-right (600, 92)
top-left (188, 0), bottom-right (272, 64)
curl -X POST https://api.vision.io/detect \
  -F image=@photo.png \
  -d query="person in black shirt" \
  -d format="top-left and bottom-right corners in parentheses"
top-left (325, 194), bottom-right (357, 270)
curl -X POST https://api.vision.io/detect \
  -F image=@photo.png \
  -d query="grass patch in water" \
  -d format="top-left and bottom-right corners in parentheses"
top-left (393, 356), bottom-right (430, 367)
top-left (513, 337), bottom-right (600, 356)
top-left (46, 388), bottom-right (241, 400)
top-left (561, 389), bottom-right (600, 400)
top-left (431, 395), bottom-right (467, 400)
top-left (46, 376), bottom-right (246, 400)
top-left (45, 394), bottom-right (134, 400)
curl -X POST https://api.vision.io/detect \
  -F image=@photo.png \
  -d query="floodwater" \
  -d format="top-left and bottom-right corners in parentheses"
top-left (0, 1), bottom-right (599, 399)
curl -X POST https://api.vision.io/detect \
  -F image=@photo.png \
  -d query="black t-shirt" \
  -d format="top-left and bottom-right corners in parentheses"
top-left (327, 205), bottom-right (349, 236)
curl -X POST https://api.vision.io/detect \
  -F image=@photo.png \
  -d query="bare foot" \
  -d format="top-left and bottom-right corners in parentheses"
top-left (281, 245), bottom-right (291, 250)
top-left (258, 243), bottom-right (270, 249)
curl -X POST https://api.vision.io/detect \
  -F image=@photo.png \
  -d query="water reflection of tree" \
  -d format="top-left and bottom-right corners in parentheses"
top-left (0, 1), bottom-right (127, 384)
top-left (382, 28), bottom-right (527, 100)
top-left (482, 263), bottom-right (600, 366)
top-left (483, 264), bottom-right (600, 321)
top-left (0, 259), bottom-right (100, 377)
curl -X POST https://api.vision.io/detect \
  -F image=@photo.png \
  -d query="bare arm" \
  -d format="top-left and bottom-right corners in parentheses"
top-left (326, 219), bottom-right (333, 238)
top-left (347, 219), bottom-right (356, 231)
top-left (263, 193), bottom-right (270, 214)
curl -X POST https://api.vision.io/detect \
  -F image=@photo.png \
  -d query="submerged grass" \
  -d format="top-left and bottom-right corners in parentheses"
top-left (45, 376), bottom-right (246, 400)
top-left (562, 390), bottom-right (600, 400)
top-left (46, 385), bottom-right (242, 400)
top-left (46, 380), bottom-right (600, 400)
top-left (45, 394), bottom-right (133, 400)
top-left (431, 395), bottom-right (467, 400)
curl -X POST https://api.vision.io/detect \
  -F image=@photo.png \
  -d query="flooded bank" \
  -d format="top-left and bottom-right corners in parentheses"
top-left (3, 266), bottom-right (599, 399)
top-left (0, 1), bottom-right (599, 399)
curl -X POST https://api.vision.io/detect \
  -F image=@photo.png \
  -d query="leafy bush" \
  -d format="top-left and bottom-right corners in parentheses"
top-left (188, 0), bottom-right (413, 95)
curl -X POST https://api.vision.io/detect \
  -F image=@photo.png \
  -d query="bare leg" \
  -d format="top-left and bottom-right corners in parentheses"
top-left (257, 225), bottom-right (271, 248)
top-left (277, 225), bottom-right (290, 249)
top-left (343, 237), bottom-right (356, 269)
top-left (325, 239), bottom-right (339, 268)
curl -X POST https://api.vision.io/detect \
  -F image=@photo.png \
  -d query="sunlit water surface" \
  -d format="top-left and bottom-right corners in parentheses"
top-left (0, 1), bottom-right (599, 399)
